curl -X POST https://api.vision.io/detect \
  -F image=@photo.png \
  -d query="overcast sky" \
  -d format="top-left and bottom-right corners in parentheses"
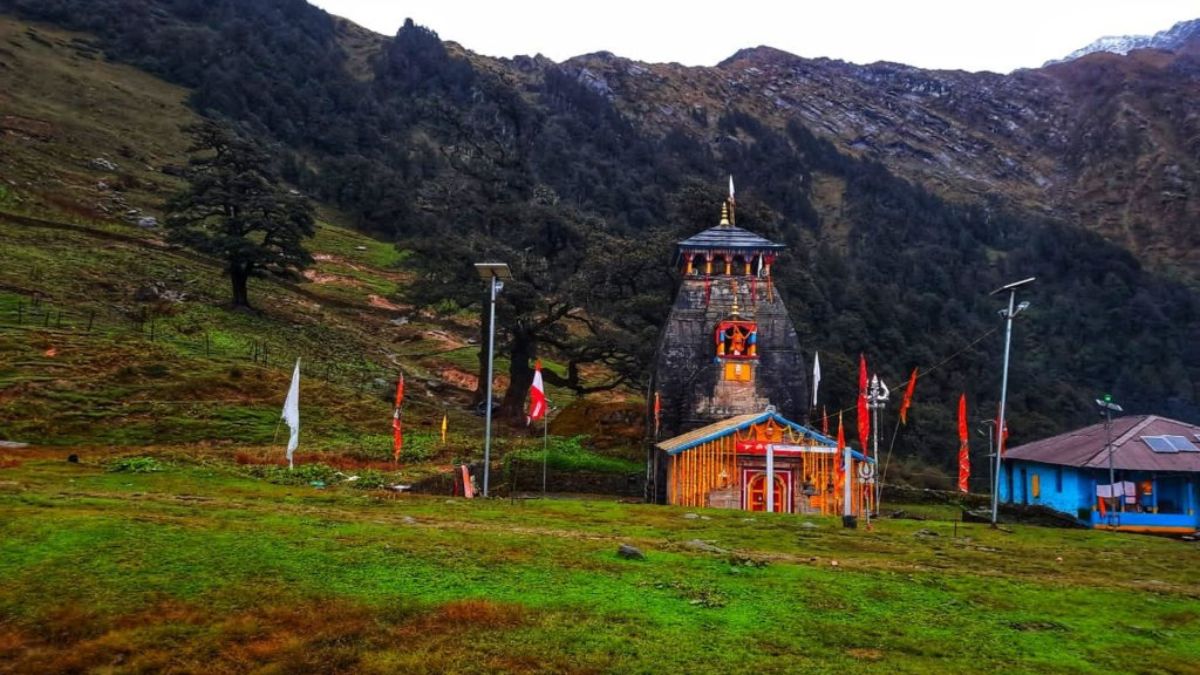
top-left (309, 0), bottom-right (1197, 73)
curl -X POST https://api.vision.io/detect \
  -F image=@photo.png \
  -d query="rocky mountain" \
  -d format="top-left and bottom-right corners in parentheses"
top-left (550, 35), bottom-right (1200, 280)
top-left (3, 0), bottom-right (1200, 471)
top-left (1046, 18), bottom-right (1200, 65)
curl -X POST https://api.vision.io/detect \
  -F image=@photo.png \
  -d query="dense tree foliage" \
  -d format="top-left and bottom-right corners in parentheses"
top-left (165, 121), bottom-right (315, 308)
top-left (8, 0), bottom-right (1200, 479)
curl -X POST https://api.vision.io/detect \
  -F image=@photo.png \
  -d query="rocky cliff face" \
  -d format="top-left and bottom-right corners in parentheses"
top-left (522, 31), bottom-right (1200, 279)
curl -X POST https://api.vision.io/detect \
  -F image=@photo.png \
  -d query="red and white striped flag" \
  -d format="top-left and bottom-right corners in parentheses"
top-left (527, 360), bottom-right (546, 425)
top-left (957, 393), bottom-right (970, 493)
top-left (392, 373), bottom-right (404, 462)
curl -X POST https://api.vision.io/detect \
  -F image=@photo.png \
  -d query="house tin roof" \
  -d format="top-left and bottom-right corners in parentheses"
top-left (655, 410), bottom-right (871, 462)
top-left (1005, 415), bottom-right (1200, 472)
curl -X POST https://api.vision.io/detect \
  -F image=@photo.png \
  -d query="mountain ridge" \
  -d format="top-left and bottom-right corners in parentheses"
top-left (1045, 17), bottom-right (1200, 66)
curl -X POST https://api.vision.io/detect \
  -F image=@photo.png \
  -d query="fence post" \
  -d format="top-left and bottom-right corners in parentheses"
top-left (87, 311), bottom-right (94, 333)
top-left (16, 302), bottom-right (22, 325)
top-left (43, 310), bottom-right (49, 327)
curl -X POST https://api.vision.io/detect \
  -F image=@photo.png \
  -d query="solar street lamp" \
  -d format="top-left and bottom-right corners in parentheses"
top-left (1097, 395), bottom-right (1123, 528)
top-left (990, 276), bottom-right (1034, 525)
top-left (475, 262), bottom-right (512, 497)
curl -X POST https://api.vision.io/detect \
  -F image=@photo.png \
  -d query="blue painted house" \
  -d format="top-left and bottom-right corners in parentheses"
top-left (1001, 415), bottom-right (1200, 533)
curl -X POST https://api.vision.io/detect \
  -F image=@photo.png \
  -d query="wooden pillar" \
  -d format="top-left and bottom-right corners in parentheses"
top-left (705, 254), bottom-right (713, 276)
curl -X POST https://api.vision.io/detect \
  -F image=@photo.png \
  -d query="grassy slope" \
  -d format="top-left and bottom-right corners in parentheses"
top-left (0, 452), bottom-right (1197, 673)
top-left (0, 16), bottom-right (597, 472)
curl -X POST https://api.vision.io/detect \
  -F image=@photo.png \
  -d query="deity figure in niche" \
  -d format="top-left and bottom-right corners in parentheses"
top-left (715, 321), bottom-right (757, 358)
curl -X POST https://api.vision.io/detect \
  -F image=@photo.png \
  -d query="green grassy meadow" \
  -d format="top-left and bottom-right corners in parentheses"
top-left (1, 450), bottom-right (1198, 673)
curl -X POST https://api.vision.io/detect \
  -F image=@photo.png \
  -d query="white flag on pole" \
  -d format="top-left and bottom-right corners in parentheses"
top-left (282, 358), bottom-right (301, 468)
top-left (811, 352), bottom-right (821, 407)
top-left (729, 175), bottom-right (735, 203)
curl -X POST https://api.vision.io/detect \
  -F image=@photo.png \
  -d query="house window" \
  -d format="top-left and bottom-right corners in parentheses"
top-left (1055, 467), bottom-right (1063, 493)
top-left (1031, 473), bottom-right (1041, 499)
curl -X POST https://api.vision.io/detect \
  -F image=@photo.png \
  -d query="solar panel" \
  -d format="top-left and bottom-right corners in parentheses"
top-left (1142, 436), bottom-right (1179, 453)
top-left (1165, 435), bottom-right (1200, 452)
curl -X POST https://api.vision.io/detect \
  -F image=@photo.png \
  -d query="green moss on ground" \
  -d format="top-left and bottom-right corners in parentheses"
top-left (0, 456), bottom-right (1196, 673)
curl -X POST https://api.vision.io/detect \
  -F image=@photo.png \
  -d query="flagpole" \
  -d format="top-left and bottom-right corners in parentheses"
top-left (542, 410), bottom-right (549, 496)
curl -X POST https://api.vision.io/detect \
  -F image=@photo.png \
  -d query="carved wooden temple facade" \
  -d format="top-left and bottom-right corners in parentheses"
top-left (649, 197), bottom-right (874, 515)
top-left (656, 410), bottom-right (874, 515)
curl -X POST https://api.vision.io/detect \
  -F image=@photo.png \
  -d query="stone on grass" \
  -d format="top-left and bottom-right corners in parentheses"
top-left (682, 512), bottom-right (700, 520)
top-left (800, 521), bottom-right (819, 529)
top-left (617, 544), bottom-right (645, 560)
top-left (683, 539), bottom-right (728, 554)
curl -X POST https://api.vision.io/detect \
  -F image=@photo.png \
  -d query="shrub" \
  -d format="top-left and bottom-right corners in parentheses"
top-left (106, 456), bottom-right (168, 473)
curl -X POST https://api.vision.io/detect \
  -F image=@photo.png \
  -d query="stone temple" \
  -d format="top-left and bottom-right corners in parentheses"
top-left (645, 197), bottom-right (861, 512)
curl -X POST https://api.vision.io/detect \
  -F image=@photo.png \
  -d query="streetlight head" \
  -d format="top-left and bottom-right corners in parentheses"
top-left (474, 262), bottom-right (512, 281)
top-left (1095, 398), bottom-right (1123, 413)
top-left (1017, 301), bottom-right (1030, 312)
top-left (989, 276), bottom-right (1036, 296)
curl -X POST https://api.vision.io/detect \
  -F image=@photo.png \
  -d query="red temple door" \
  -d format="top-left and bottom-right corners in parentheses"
top-left (747, 473), bottom-right (787, 512)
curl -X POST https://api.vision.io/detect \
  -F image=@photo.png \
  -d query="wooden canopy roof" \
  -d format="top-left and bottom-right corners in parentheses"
top-left (677, 224), bottom-right (785, 254)
top-left (655, 409), bottom-right (870, 461)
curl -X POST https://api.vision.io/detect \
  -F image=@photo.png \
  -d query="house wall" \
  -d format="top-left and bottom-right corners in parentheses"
top-left (1000, 461), bottom-right (1090, 516)
top-left (1003, 459), bottom-right (1200, 529)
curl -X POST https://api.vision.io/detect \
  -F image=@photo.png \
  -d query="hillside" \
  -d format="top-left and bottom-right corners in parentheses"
top-left (2, 2), bottom-right (1200, 481)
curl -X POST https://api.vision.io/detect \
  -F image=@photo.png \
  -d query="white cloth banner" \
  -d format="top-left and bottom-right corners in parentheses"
top-left (281, 358), bottom-right (301, 466)
top-left (811, 352), bottom-right (821, 408)
top-left (1095, 481), bottom-right (1136, 498)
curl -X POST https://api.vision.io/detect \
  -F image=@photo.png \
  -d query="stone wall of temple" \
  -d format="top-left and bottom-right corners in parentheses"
top-left (652, 275), bottom-right (809, 441)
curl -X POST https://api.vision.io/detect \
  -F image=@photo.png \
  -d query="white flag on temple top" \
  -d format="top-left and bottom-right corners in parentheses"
top-left (812, 352), bottom-right (821, 407)
top-left (729, 175), bottom-right (735, 203)
top-left (281, 358), bottom-right (301, 468)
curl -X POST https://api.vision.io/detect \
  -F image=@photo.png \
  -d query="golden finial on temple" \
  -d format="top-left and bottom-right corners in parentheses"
top-left (719, 201), bottom-right (731, 227)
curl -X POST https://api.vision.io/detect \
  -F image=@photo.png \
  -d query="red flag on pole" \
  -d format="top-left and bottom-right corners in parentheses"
top-left (392, 373), bottom-right (405, 462)
top-left (996, 404), bottom-right (1010, 456)
top-left (822, 405), bottom-right (829, 437)
top-left (527, 360), bottom-right (547, 425)
top-left (835, 412), bottom-right (847, 498)
top-left (899, 367), bottom-right (918, 424)
top-left (653, 391), bottom-right (662, 438)
top-left (957, 393), bottom-right (970, 493)
top-left (857, 355), bottom-right (870, 454)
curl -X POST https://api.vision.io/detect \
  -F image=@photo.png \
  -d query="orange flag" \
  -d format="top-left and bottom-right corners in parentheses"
top-left (857, 355), bottom-right (870, 454)
top-left (899, 367), bottom-right (918, 424)
top-left (653, 391), bottom-right (662, 438)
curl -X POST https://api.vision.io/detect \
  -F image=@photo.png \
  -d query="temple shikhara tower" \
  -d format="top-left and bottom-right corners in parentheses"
top-left (648, 192), bottom-right (874, 516)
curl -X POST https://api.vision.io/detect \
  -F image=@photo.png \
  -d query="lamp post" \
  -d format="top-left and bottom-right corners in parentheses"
top-left (1097, 395), bottom-right (1123, 529)
top-left (990, 276), bottom-right (1034, 525)
top-left (475, 262), bottom-right (511, 497)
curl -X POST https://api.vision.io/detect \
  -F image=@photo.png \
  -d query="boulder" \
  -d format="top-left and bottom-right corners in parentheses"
top-left (617, 544), bottom-right (645, 560)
